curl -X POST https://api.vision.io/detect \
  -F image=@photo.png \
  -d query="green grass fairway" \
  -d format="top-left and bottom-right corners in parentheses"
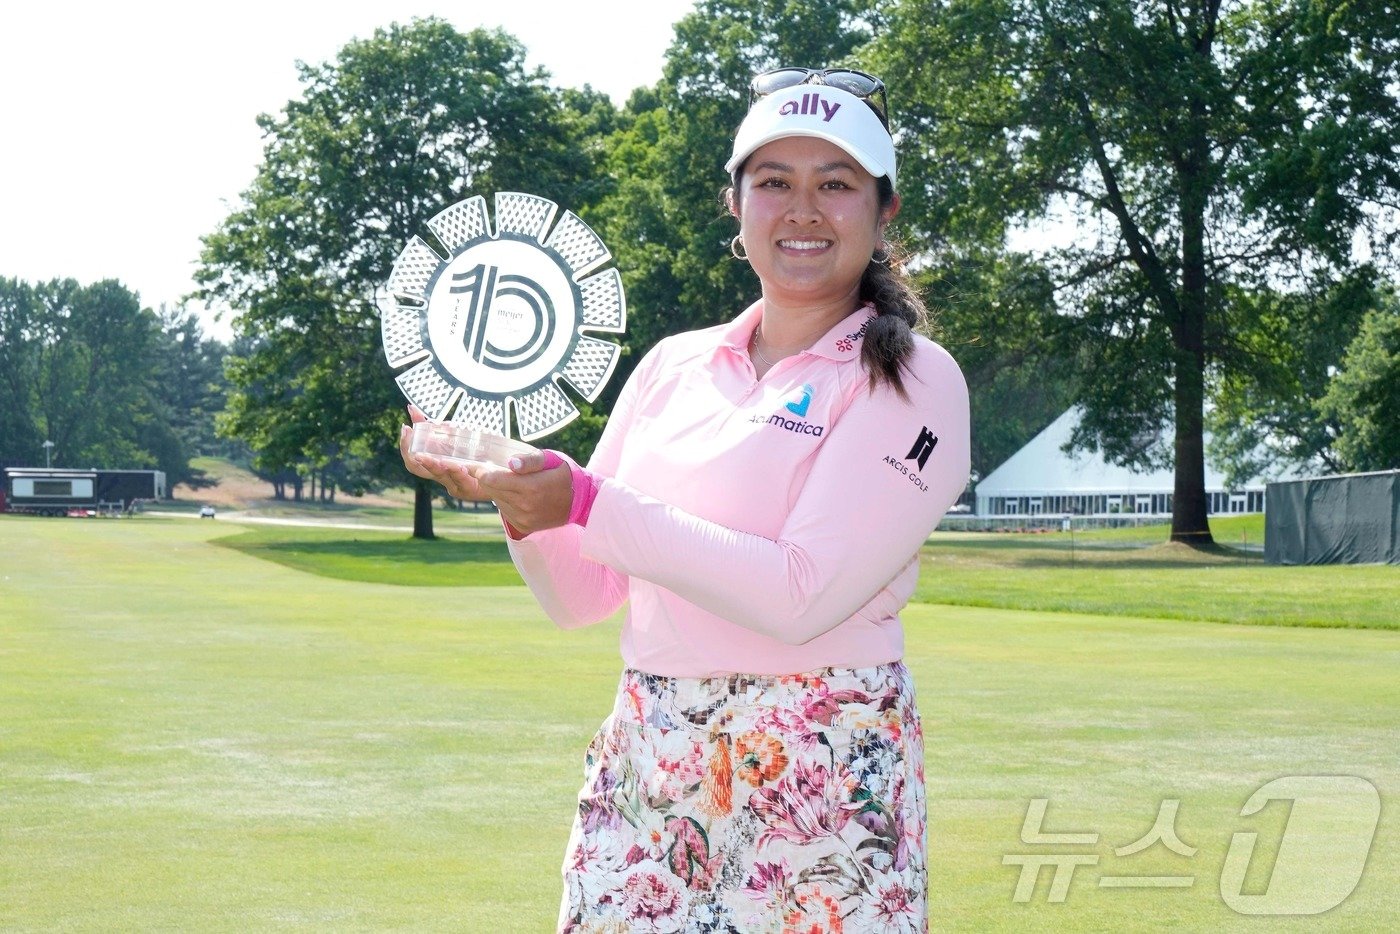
top-left (2, 515), bottom-right (1396, 931)
top-left (915, 524), bottom-right (1398, 629)
top-left (212, 517), bottom-right (1398, 629)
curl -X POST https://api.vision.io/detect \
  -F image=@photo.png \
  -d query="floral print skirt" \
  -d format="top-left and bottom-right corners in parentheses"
top-left (559, 663), bottom-right (927, 933)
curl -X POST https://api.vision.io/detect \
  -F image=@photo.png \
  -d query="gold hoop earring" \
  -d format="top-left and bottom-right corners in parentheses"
top-left (730, 235), bottom-right (749, 261)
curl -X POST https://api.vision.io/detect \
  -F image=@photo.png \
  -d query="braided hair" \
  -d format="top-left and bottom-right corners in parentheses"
top-left (726, 172), bottom-right (930, 399)
top-left (858, 175), bottom-right (928, 399)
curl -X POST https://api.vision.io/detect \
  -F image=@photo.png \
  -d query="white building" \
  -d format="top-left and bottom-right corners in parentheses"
top-left (974, 407), bottom-right (1301, 517)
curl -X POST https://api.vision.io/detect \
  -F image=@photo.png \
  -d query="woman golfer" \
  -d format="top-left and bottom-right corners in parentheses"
top-left (404, 67), bottom-right (969, 932)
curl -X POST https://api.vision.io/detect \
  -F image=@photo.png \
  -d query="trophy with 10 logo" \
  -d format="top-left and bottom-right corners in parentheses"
top-left (381, 192), bottom-right (626, 467)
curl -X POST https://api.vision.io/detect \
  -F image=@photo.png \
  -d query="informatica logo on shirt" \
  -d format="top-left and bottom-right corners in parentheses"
top-left (750, 383), bottom-right (826, 436)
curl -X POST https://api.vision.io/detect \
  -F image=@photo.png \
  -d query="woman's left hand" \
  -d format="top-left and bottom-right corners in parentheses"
top-left (469, 452), bottom-right (573, 537)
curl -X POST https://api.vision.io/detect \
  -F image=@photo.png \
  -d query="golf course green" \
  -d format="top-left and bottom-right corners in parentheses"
top-left (1, 514), bottom-right (1395, 931)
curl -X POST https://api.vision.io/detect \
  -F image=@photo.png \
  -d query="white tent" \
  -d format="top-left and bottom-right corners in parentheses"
top-left (974, 407), bottom-right (1300, 517)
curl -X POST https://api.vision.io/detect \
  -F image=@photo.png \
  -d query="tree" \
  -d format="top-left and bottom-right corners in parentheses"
top-left (1206, 269), bottom-right (1379, 485)
top-left (0, 278), bottom-right (42, 464)
top-left (0, 276), bottom-right (191, 480)
top-left (917, 251), bottom-right (1078, 479)
top-left (152, 304), bottom-right (229, 487)
top-left (596, 0), bottom-right (884, 379)
top-left (871, 0), bottom-right (1400, 543)
top-left (1319, 292), bottom-right (1400, 472)
top-left (197, 19), bottom-right (614, 538)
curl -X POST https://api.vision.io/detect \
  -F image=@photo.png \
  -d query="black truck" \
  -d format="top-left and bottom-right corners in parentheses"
top-left (2, 467), bottom-right (167, 516)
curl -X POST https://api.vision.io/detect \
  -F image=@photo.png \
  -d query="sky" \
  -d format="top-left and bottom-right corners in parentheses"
top-left (0, 0), bottom-right (697, 341)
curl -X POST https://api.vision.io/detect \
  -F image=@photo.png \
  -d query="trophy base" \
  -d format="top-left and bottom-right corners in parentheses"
top-left (409, 421), bottom-right (539, 468)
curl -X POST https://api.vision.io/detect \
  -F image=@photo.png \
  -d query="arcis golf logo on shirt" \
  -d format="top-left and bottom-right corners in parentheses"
top-left (751, 383), bottom-right (824, 436)
top-left (882, 425), bottom-right (939, 493)
top-left (906, 426), bottom-right (939, 471)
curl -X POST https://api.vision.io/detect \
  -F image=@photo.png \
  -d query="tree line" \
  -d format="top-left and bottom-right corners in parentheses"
top-left (0, 275), bottom-right (396, 503)
top-left (10, 2), bottom-right (1396, 541)
top-left (201, 1), bottom-right (1397, 543)
top-left (0, 277), bottom-right (227, 487)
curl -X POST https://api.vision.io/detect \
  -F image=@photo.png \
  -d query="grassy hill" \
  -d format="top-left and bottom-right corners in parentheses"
top-left (169, 457), bottom-right (416, 512)
top-left (165, 457), bottom-right (497, 531)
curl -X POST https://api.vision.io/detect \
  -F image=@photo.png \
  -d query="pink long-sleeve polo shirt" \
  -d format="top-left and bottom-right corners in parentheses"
top-left (506, 301), bottom-right (970, 677)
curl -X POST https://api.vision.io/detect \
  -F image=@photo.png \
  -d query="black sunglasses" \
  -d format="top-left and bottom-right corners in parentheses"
top-left (749, 67), bottom-right (889, 129)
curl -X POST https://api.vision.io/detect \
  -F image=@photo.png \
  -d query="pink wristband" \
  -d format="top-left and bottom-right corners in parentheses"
top-left (539, 450), bottom-right (603, 527)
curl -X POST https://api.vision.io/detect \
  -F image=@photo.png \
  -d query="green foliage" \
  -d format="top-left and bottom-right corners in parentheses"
top-left (152, 304), bottom-right (231, 485)
top-left (919, 250), bottom-right (1077, 477)
top-left (0, 276), bottom-right (214, 483)
top-left (1319, 292), bottom-right (1400, 472)
top-left (545, 398), bottom-right (609, 466)
top-left (1207, 271), bottom-right (1379, 485)
top-left (596, 0), bottom-right (882, 389)
top-left (0, 277), bottom-right (42, 461)
top-left (198, 19), bottom-right (614, 528)
top-left (870, 0), bottom-right (1400, 540)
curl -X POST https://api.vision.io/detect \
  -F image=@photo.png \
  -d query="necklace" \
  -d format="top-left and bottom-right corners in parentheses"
top-left (750, 326), bottom-right (778, 368)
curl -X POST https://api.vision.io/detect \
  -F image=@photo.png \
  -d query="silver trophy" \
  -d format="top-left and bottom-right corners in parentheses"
top-left (381, 192), bottom-right (626, 466)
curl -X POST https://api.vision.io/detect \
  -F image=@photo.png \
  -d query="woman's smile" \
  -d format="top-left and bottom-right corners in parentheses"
top-left (776, 237), bottom-right (832, 253)
top-left (731, 135), bottom-right (895, 320)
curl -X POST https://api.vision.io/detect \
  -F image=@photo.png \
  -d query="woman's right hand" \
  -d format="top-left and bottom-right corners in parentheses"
top-left (398, 405), bottom-right (490, 501)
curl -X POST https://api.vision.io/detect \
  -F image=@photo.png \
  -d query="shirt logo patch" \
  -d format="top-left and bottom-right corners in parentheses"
top-left (778, 92), bottom-right (842, 123)
top-left (883, 428), bottom-right (935, 493)
top-left (906, 426), bottom-right (939, 472)
top-left (785, 383), bottom-right (814, 417)
top-left (835, 316), bottom-right (872, 354)
top-left (750, 412), bottom-right (826, 437)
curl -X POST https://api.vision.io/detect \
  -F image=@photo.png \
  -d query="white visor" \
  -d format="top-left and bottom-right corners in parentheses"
top-left (725, 84), bottom-right (896, 187)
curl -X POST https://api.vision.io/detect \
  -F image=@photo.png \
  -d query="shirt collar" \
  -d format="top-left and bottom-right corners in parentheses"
top-left (718, 301), bottom-right (877, 363)
top-left (810, 304), bottom-right (878, 361)
top-left (718, 300), bottom-right (766, 353)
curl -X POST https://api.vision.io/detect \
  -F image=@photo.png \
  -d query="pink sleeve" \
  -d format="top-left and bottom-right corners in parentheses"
top-left (503, 348), bottom-right (656, 628)
top-left (578, 348), bottom-right (970, 645)
top-left (528, 451), bottom-right (599, 526)
top-left (505, 522), bottom-right (629, 628)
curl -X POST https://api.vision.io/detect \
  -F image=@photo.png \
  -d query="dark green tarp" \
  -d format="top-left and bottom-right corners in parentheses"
top-left (1265, 471), bottom-right (1399, 565)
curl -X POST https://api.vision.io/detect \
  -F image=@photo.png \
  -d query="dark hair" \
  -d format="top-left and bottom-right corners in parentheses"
top-left (859, 175), bottom-right (928, 399)
top-left (725, 171), bottom-right (930, 398)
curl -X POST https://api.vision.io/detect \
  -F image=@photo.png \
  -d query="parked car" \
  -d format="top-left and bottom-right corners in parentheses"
top-left (199, 505), bottom-right (216, 519)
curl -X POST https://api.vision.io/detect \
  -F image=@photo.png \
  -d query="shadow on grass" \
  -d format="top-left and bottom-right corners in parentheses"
top-left (244, 538), bottom-right (511, 565)
top-left (212, 529), bottom-right (518, 586)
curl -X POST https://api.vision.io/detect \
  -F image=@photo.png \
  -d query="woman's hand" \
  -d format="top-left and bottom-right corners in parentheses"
top-left (399, 406), bottom-right (574, 534)
top-left (399, 405), bottom-right (489, 501)
top-left (470, 451), bottom-right (574, 537)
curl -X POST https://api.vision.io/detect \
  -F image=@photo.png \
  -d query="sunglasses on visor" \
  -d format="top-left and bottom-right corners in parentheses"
top-left (749, 67), bottom-right (889, 129)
